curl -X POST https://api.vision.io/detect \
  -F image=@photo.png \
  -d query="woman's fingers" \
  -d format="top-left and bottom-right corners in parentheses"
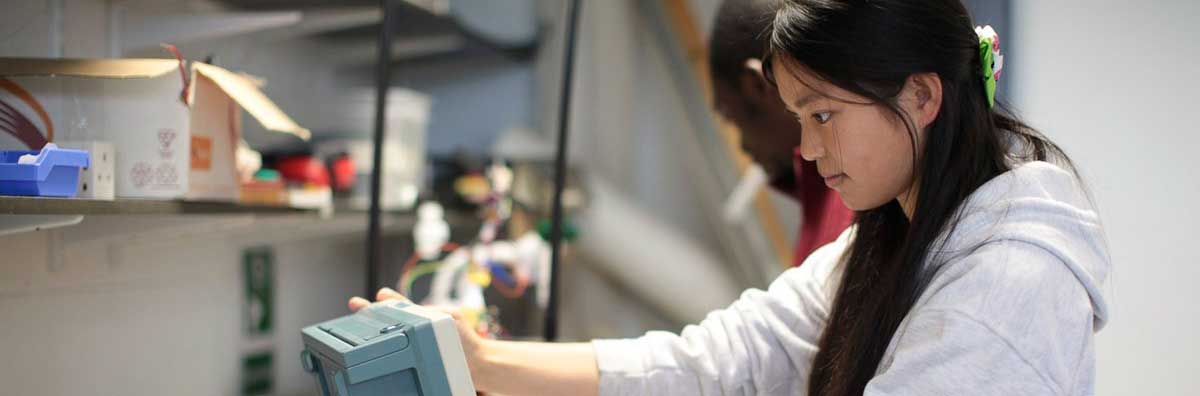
top-left (429, 305), bottom-right (464, 320)
top-left (348, 296), bottom-right (371, 312)
top-left (348, 288), bottom-right (411, 312)
top-left (376, 287), bottom-right (409, 303)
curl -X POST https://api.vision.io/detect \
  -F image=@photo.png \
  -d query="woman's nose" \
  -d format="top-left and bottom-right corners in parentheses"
top-left (797, 126), bottom-right (826, 161)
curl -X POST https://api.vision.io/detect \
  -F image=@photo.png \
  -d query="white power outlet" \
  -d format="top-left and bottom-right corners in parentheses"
top-left (58, 141), bottom-right (115, 200)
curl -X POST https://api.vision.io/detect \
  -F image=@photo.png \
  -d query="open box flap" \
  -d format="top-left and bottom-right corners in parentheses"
top-left (193, 63), bottom-right (311, 141)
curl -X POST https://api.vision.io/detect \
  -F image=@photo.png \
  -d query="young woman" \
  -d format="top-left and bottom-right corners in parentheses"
top-left (350, 0), bottom-right (1111, 394)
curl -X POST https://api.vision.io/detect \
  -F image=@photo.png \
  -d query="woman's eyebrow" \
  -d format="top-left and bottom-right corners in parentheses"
top-left (792, 92), bottom-right (824, 111)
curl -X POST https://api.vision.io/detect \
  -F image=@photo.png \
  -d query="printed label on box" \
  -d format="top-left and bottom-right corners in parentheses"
top-left (191, 135), bottom-right (213, 170)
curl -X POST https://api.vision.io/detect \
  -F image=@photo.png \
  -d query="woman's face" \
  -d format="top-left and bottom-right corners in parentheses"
top-left (771, 58), bottom-right (931, 213)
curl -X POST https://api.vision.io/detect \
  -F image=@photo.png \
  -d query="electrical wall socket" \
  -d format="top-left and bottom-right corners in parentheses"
top-left (58, 141), bottom-right (115, 200)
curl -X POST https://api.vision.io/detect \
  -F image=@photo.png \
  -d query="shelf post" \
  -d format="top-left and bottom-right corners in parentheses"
top-left (366, 0), bottom-right (397, 298)
top-left (543, 0), bottom-right (583, 342)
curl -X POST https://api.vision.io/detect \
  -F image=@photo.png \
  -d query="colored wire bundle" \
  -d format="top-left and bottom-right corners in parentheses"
top-left (397, 242), bottom-right (461, 297)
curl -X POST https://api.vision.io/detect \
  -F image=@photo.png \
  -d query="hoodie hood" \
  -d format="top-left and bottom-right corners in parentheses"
top-left (936, 161), bottom-right (1111, 329)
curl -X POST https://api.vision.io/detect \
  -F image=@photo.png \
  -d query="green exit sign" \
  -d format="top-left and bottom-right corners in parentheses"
top-left (241, 349), bottom-right (274, 396)
top-left (243, 247), bottom-right (274, 335)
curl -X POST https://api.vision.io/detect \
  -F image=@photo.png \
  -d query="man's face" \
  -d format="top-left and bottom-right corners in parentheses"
top-left (713, 75), bottom-right (803, 185)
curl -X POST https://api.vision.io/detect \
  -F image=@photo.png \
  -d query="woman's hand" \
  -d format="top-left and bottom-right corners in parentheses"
top-left (348, 288), bottom-right (490, 386)
top-left (348, 287), bottom-right (599, 396)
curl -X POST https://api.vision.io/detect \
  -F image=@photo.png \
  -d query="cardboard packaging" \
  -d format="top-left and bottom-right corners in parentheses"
top-left (0, 57), bottom-right (309, 200)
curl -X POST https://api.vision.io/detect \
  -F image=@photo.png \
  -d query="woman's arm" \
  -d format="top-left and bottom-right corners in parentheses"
top-left (476, 340), bottom-right (598, 396)
top-left (350, 229), bottom-right (850, 395)
top-left (349, 288), bottom-right (599, 395)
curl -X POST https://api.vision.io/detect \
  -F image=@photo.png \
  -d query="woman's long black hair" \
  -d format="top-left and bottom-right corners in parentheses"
top-left (761, 0), bottom-right (1074, 394)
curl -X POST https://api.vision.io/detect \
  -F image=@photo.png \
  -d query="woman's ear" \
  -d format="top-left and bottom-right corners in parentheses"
top-left (903, 73), bottom-right (944, 130)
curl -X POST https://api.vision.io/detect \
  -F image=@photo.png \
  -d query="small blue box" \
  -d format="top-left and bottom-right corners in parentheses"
top-left (0, 145), bottom-right (90, 197)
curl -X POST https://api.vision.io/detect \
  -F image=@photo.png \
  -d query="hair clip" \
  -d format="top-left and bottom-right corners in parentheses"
top-left (975, 25), bottom-right (1004, 108)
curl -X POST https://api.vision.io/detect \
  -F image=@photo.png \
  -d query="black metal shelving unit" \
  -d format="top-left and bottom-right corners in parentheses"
top-left (363, 0), bottom-right (582, 341)
top-left (543, 0), bottom-right (583, 342)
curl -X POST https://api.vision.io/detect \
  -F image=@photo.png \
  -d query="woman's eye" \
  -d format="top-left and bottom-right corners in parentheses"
top-left (812, 112), bottom-right (832, 124)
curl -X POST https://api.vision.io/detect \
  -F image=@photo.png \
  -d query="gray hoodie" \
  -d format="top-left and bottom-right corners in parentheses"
top-left (592, 161), bottom-right (1111, 395)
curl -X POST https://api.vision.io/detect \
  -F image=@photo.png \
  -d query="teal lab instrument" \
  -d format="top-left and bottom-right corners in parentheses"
top-left (300, 300), bottom-right (475, 396)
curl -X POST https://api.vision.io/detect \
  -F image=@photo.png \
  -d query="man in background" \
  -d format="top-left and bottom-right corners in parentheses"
top-left (708, 0), bottom-right (854, 265)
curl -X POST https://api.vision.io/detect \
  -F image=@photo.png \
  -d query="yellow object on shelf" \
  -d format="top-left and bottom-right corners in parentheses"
top-left (467, 266), bottom-right (491, 287)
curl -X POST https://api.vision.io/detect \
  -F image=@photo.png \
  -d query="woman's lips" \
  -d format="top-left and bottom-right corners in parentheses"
top-left (823, 173), bottom-right (846, 188)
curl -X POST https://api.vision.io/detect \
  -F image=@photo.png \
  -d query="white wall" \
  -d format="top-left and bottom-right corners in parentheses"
top-left (0, 0), bottom-right (111, 58)
top-left (392, 58), bottom-right (535, 155)
top-left (0, 216), bottom-right (369, 396)
top-left (1011, 1), bottom-right (1200, 394)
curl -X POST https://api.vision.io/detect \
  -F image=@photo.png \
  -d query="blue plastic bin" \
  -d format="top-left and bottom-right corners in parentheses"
top-left (0, 145), bottom-right (91, 197)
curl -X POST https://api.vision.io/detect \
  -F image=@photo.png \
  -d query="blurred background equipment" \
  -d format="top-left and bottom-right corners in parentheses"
top-left (313, 88), bottom-right (430, 212)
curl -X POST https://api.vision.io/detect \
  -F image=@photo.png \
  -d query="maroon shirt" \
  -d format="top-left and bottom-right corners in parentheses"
top-left (773, 151), bottom-right (856, 266)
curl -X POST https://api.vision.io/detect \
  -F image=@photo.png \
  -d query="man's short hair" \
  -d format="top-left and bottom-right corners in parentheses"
top-left (708, 0), bottom-right (782, 85)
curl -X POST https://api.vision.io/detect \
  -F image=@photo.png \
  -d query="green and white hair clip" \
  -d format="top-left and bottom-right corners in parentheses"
top-left (976, 25), bottom-right (1005, 108)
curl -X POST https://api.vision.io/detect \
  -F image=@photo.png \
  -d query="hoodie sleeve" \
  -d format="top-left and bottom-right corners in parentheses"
top-left (591, 233), bottom-right (849, 396)
top-left (865, 239), bottom-right (1100, 395)
top-left (863, 309), bottom-right (1060, 395)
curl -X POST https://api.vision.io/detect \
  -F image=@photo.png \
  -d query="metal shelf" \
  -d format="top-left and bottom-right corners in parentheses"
top-left (0, 196), bottom-right (319, 216)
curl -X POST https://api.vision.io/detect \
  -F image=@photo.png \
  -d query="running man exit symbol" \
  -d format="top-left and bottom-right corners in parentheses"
top-left (243, 247), bottom-right (274, 335)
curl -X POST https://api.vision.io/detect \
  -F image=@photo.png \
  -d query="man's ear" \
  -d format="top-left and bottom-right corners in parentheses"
top-left (744, 58), bottom-right (765, 79)
top-left (903, 72), bottom-right (944, 130)
top-left (738, 58), bottom-right (772, 105)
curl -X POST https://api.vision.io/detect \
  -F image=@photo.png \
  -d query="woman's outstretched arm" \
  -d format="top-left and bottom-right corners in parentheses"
top-left (349, 288), bottom-right (599, 396)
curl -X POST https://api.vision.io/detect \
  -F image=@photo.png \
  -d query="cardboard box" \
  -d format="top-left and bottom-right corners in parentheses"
top-left (0, 58), bottom-right (309, 200)
top-left (187, 63), bottom-right (310, 201)
top-left (0, 59), bottom-right (191, 198)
